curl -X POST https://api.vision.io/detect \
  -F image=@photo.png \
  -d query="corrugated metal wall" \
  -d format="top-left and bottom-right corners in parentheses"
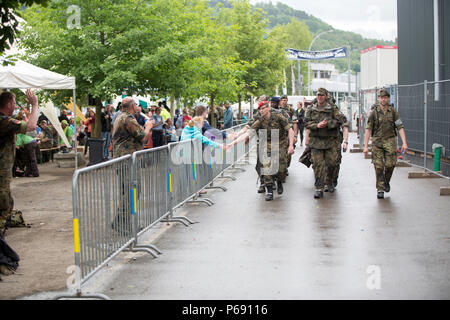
top-left (397, 0), bottom-right (434, 85)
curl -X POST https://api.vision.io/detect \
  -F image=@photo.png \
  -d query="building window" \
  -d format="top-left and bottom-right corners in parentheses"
top-left (320, 71), bottom-right (331, 79)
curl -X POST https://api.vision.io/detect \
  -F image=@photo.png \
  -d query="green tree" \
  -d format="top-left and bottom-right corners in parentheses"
top-left (0, 0), bottom-right (49, 53)
top-left (217, 0), bottom-right (287, 117)
top-left (271, 19), bottom-right (312, 95)
top-left (19, 0), bottom-right (177, 137)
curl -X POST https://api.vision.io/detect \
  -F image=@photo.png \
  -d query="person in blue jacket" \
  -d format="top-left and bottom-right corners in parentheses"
top-left (181, 116), bottom-right (228, 151)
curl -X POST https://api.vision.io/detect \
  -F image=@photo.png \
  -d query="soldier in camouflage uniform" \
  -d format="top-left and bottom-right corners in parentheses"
top-left (279, 95), bottom-right (298, 173)
top-left (325, 108), bottom-right (349, 192)
top-left (269, 96), bottom-right (292, 183)
top-left (112, 97), bottom-right (153, 158)
top-left (316, 90), bottom-right (350, 192)
top-left (0, 90), bottom-right (39, 236)
top-left (110, 97), bottom-right (153, 233)
top-left (364, 89), bottom-right (408, 199)
top-left (236, 95), bottom-right (265, 193)
top-left (230, 101), bottom-right (294, 200)
top-left (305, 88), bottom-right (341, 199)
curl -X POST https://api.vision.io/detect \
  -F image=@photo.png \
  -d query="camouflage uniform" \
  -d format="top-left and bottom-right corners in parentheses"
top-left (280, 104), bottom-right (297, 169)
top-left (110, 110), bottom-right (146, 234)
top-left (111, 110), bottom-right (146, 158)
top-left (305, 101), bottom-right (340, 191)
top-left (329, 108), bottom-right (349, 188)
top-left (366, 102), bottom-right (404, 191)
top-left (245, 108), bottom-right (262, 177)
top-left (0, 112), bottom-right (28, 230)
top-left (249, 109), bottom-right (291, 187)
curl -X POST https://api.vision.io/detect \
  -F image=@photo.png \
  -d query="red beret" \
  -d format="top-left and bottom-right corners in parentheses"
top-left (258, 101), bottom-right (268, 109)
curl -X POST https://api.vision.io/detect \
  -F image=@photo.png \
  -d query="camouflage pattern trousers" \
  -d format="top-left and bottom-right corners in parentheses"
top-left (311, 147), bottom-right (338, 190)
top-left (371, 137), bottom-right (397, 191)
top-left (259, 144), bottom-right (287, 187)
top-left (0, 172), bottom-right (13, 230)
top-left (327, 141), bottom-right (342, 187)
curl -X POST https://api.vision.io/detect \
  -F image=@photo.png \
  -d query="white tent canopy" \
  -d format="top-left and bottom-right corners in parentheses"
top-left (0, 57), bottom-right (80, 168)
top-left (0, 58), bottom-right (75, 90)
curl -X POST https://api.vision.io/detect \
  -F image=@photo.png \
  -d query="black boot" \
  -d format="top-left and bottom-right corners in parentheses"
top-left (384, 183), bottom-right (390, 193)
top-left (377, 191), bottom-right (384, 199)
top-left (265, 185), bottom-right (274, 201)
top-left (314, 190), bottom-right (323, 199)
top-left (276, 179), bottom-right (283, 195)
top-left (257, 183), bottom-right (265, 193)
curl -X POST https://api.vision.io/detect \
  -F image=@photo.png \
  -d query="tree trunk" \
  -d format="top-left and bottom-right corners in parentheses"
top-left (170, 95), bottom-right (175, 116)
top-left (93, 98), bottom-right (103, 138)
top-left (210, 94), bottom-right (216, 128)
top-left (238, 94), bottom-right (242, 120)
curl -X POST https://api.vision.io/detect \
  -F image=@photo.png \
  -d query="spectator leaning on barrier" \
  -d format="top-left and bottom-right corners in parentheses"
top-left (0, 89), bottom-right (39, 234)
top-left (195, 105), bottom-right (236, 143)
top-left (364, 89), bottom-right (408, 199)
top-left (111, 97), bottom-right (153, 158)
top-left (181, 116), bottom-right (228, 150)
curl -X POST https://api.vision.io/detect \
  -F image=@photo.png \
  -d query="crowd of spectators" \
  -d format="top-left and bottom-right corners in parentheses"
top-left (11, 97), bottom-right (251, 172)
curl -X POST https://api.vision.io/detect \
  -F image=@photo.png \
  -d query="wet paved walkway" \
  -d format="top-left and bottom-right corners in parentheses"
top-left (29, 133), bottom-right (450, 299)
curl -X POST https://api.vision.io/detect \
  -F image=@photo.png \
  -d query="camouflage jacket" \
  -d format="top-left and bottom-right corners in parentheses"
top-left (366, 103), bottom-right (403, 145)
top-left (112, 111), bottom-right (146, 158)
top-left (249, 108), bottom-right (291, 148)
top-left (335, 110), bottom-right (349, 143)
top-left (305, 102), bottom-right (341, 149)
top-left (0, 112), bottom-right (28, 174)
top-left (280, 105), bottom-right (298, 124)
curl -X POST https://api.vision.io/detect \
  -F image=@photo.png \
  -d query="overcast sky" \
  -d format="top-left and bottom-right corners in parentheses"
top-left (250, 0), bottom-right (397, 41)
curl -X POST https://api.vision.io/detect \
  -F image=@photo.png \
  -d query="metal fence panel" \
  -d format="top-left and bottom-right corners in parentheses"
top-left (132, 146), bottom-right (170, 236)
top-left (359, 79), bottom-right (450, 177)
top-left (73, 155), bottom-right (133, 285)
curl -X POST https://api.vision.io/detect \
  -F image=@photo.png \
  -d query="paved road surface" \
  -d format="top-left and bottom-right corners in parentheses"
top-left (27, 133), bottom-right (450, 299)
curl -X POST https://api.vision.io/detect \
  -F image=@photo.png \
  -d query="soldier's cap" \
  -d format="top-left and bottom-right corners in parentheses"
top-left (270, 96), bottom-right (280, 103)
top-left (257, 95), bottom-right (268, 102)
top-left (40, 120), bottom-right (47, 124)
top-left (258, 101), bottom-right (269, 109)
top-left (379, 89), bottom-right (390, 97)
top-left (280, 95), bottom-right (288, 100)
top-left (317, 88), bottom-right (328, 95)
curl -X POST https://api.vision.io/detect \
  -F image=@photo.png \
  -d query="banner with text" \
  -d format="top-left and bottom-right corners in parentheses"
top-left (285, 47), bottom-right (347, 60)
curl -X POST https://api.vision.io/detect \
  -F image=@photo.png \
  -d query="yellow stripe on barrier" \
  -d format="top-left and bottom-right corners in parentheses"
top-left (170, 174), bottom-right (172, 193)
top-left (73, 218), bottom-right (80, 253)
top-left (133, 188), bottom-right (137, 213)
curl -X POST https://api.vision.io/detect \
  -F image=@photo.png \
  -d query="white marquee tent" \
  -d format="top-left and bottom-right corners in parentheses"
top-left (0, 58), bottom-right (75, 90)
top-left (0, 58), bottom-right (80, 168)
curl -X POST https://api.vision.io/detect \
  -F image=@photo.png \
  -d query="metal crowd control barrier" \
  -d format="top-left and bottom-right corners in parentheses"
top-left (129, 145), bottom-right (186, 257)
top-left (56, 123), bottom-right (253, 299)
top-left (55, 155), bottom-right (133, 300)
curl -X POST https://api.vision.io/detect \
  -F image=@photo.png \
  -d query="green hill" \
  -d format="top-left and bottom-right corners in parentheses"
top-left (211, 0), bottom-right (396, 73)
